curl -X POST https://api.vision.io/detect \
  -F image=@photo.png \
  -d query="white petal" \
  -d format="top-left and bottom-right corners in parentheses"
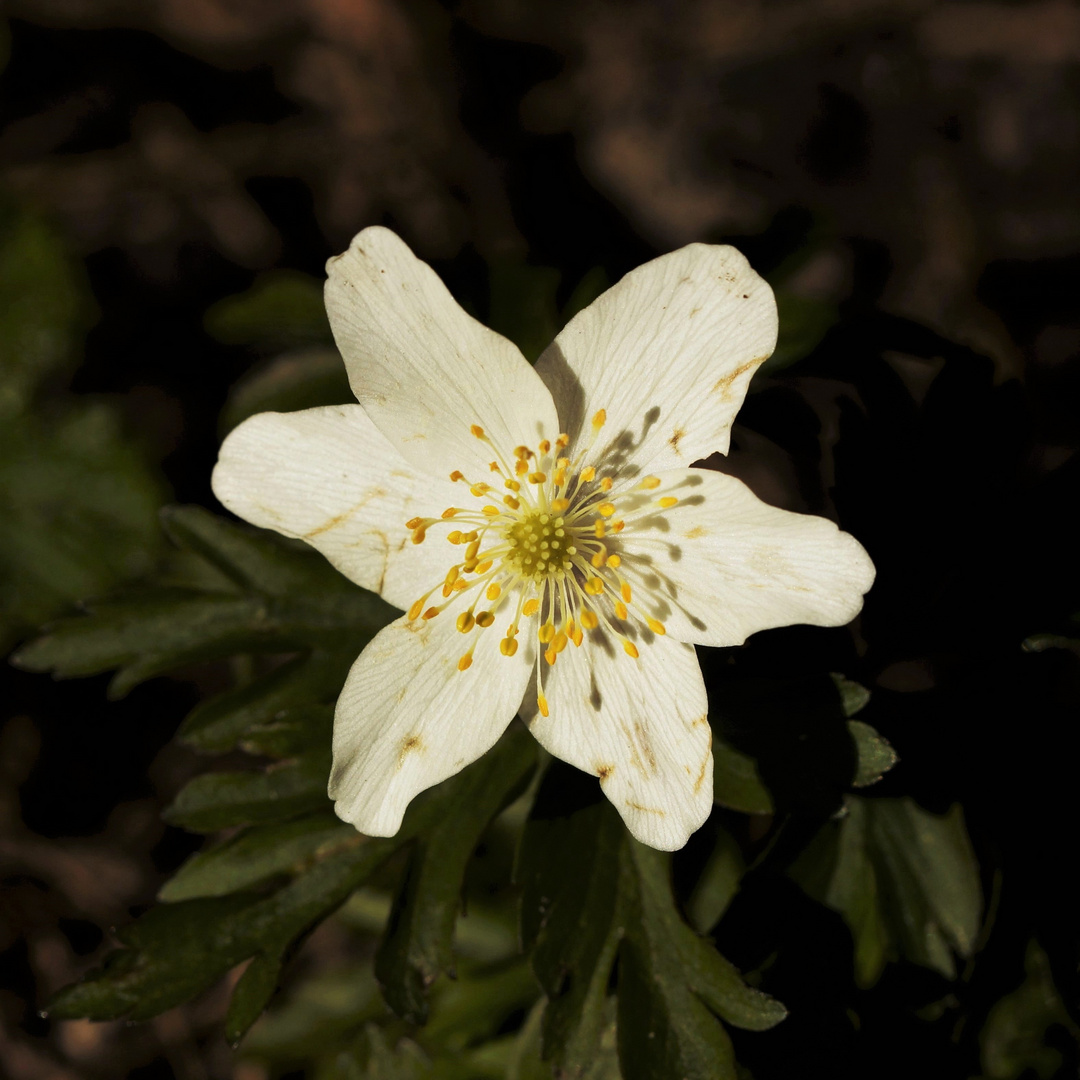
top-left (325, 227), bottom-right (559, 479)
top-left (212, 405), bottom-right (462, 610)
top-left (536, 243), bottom-right (777, 474)
top-left (330, 598), bottom-right (533, 837)
top-left (620, 468), bottom-right (875, 647)
top-left (521, 633), bottom-right (712, 851)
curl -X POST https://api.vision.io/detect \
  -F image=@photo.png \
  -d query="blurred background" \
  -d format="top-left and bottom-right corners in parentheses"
top-left (2, 1), bottom-right (1079, 1077)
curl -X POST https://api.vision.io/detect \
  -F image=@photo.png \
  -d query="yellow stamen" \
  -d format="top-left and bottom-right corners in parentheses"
top-left (600, 477), bottom-right (613, 492)
top-left (539, 439), bottom-right (551, 454)
top-left (659, 496), bottom-right (678, 508)
top-left (456, 612), bottom-right (475, 633)
top-left (538, 693), bottom-right (549, 717)
top-left (504, 495), bottom-right (520, 509)
top-left (623, 641), bottom-right (639, 659)
top-left (505, 478), bottom-right (521, 492)
top-left (486, 583), bottom-right (501, 601)
top-left (581, 466), bottom-right (596, 482)
top-left (545, 648), bottom-right (557, 666)
top-left (470, 483), bottom-right (491, 496)
top-left (528, 471), bottom-right (547, 484)
top-left (458, 653), bottom-right (473, 671)
top-left (441, 507), bottom-right (458, 519)
top-left (570, 627), bottom-right (584, 647)
top-left (475, 559), bottom-right (493, 574)
top-left (483, 505), bottom-right (500, 516)
top-left (500, 637), bottom-right (518, 657)
top-left (553, 632), bottom-right (568, 653)
top-left (556, 433), bottom-right (570, 448)
top-left (408, 600), bottom-right (423, 620)
top-left (594, 520), bottom-right (606, 538)
top-left (514, 445), bottom-right (530, 460)
top-left (405, 516), bottom-right (423, 530)
top-left (411, 528), bottom-right (426, 544)
top-left (551, 498), bottom-right (569, 513)
top-left (515, 459), bottom-right (529, 475)
top-left (585, 578), bottom-right (604, 596)
top-left (445, 566), bottom-right (459, 588)
top-left (453, 579), bottom-right (467, 592)
top-left (580, 610), bottom-right (599, 630)
top-left (470, 425), bottom-right (485, 438)
top-left (449, 470), bottom-right (464, 482)
top-left (523, 598), bottom-right (540, 616)
top-left (598, 502), bottom-right (616, 517)
top-left (539, 622), bottom-right (556, 644)
top-left (606, 554), bottom-right (622, 568)
top-left (422, 607), bottom-right (439, 620)
top-left (447, 530), bottom-right (463, 544)
top-left (621, 583), bottom-right (632, 603)
top-left (640, 476), bottom-right (661, 490)
top-left (592, 409), bottom-right (606, 429)
top-left (476, 611), bottom-right (495, 628)
top-left (465, 539), bottom-right (481, 561)
top-left (647, 618), bottom-right (666, 635)
top-left (615, 601), bottom-right (628, 620)
top-left (612, 520), bottom-right (625, 533)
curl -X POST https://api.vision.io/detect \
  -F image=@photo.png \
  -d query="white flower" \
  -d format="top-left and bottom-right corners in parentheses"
top-left (212, 227), bottom-right (875, 851)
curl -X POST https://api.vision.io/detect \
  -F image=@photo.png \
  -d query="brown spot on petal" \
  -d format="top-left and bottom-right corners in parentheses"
top-left (627, 801), bottom-right (666, 815)
top-left (597, 764), bottom-right (614, 782)
top-left (305, 491), bottom-right (387, 538)
top-left (693, 753), bottom-right (710, 795)
top-left (710, 356), bottom-right (768, 397)
top-left (398, 734), bottom-right (424, 768)
top-left (669, 427), bottom-right (687, 452)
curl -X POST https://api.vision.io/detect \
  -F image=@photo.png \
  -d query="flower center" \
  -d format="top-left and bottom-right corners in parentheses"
top-left (402, 410), bottom-right (679, 718)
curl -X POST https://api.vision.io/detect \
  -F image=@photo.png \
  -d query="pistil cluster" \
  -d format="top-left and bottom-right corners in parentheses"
top-left (404, 410), bottom-right (678, 717)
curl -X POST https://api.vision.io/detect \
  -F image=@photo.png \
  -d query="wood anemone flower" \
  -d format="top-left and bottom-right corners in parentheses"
top-left (212, 227), bottom-right (875, 850)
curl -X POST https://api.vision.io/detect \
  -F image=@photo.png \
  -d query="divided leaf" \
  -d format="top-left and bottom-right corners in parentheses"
top-left (790, 796), bottom-right (982, 986)
top-left (376, 725), bottom-right (538, 1024)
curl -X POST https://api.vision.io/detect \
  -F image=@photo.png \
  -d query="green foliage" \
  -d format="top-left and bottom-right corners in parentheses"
top-left (0, 199), bottom-right (95, 418)
top-left (790, 796), bottom-right (982, 987)
top-left (0, 201), bottom-right (165, 650)
top-left (980, 940), bottom-right (1077, 1080)
top-left (204, 269), bottom-right (333, 351)
top-left (518, 768), bottom-right (784, 1080)
top-left (713, 737), bottom-right (775, 814)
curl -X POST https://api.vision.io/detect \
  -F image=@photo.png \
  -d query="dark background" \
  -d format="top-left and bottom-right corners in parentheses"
top-left (2, 1), bottom-right (1079, 1077)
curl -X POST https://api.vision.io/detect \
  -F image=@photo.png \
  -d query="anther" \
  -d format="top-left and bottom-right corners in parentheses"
top-left (442, 507), bottom-right (458, 519)
top-left (621, 583), bottom-right (632, 603)
top-left (606, 554), bottom-right (622, 568)
top-left (486, 583), bottom-right (501, 601)
top-left (465, 539), bottom-right (481, 561)
top-left (411, 528), bottom-right (426, 544)
top-left (458, 652), bottom-right (473, 671)
top-left (456, 612), bottom-right (475, 633)
top-left (539, 622), bottom-right (556, 644)
top-left (600, 477), bottom-right (613, 492)
top-left (553, 632), bottom-right (568, 654)
top-left (538, 693), bottom-right (549, 717)
top-left (598, 502), bottom-right (616, 517)
top-left (646, 618), bottom-right (667, 635)
top-left (556, 433), bottom-right (570, 448)
top-left (408, 600), bottom-right (423, 620)
top-left (640, 477), bottom-right (661, 490)
top-left (476, 611), bottom-right (495, 628)
top-left (659, 497), bottom-right (678, 508)
top-left (585, 578), bottom-right (604, 596)
top-left (504, 479), bottom-right (521, 492)
top-left (522, 598), bottom-right (540, 616)
top-left (544, 647), bottom-right (557, 666)
top-left (405, 516), bottom-right (423, 530)
top-left (592, 409), bottom-right (606, 429)
top-left (539, 439), bottom-right (551, 454)
top-left (580, 610), bottom-right (599, 630)
top-left (581, 466), bottom-right (596, 482)
top-left (447, 530), bottom-right (463, 544)
top-left (470, 425), bottom-right (485, 438)
top-left (515, 459), bottom-right (529, 475)
top-left (551, 498), bottom-right (569, 513)
top-left (470, 483), bottom-right (491, 496)
top-left (422, 607), bottom-right (439, 620)
top-left (623, 641), bottom-right (640, 659)
top-left (475, 560), bottom-right (493, 574)
top-left (504, 495), bottom-right (520, 509)
top-left (500, 637), bottom-right (518, 657)
top-left (528, 471), bottom-right (547, 484)
top-left (615, 601), bottom-right (628, 620)
top-left (449, 470), bottom-right (464, 482)
top-left (594, 520), bottom-right (606, 538)
top-left (445, 566), bottom-right (460, 588)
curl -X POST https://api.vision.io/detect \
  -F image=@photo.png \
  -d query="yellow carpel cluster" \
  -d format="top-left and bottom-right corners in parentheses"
top-left (401, 411), bottom-right (683, 715)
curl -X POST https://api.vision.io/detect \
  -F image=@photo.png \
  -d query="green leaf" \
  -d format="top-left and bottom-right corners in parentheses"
top-left (0, 199), bottom-right (95, 418)
top-left (791, 796), bottom-right (982, 986)
top-left (686, 828), bottom-right (744, 934)
top-left (617, 842), bottom-right (786, 1080)
top-left (830, 673), bottom-right (871, 717)
top-left (517, 767), bottom-right (625, 1077)
top-left (848, 720), bottom-right (898, 788)
top-left (160, 814), bottom-right (355, 900)
top-left (13, 507), bottom-right (393, 695)
top-left (163, 748), bottom-right (332, 832)
top-left (487, 262), bottom-right (561, 363)
top-left (980, 940), bottom-right (1075, 1080)
top-left (712, 737), bottom-right (774, 815)
top-left (227, 952), bottom-right (287, 1047)
top-left (48, 837), bottom-right (390, 1024)
top-left (0, 404), bottom-right (165, 652)
top-left (180, 652), bottom-right (348, 753)
top-left (220, 346), bottom-right (353, 433)
top-left (375, 726), bottom-right (538, 1023)
top-left (204, 270), bottom-right (332, 351)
